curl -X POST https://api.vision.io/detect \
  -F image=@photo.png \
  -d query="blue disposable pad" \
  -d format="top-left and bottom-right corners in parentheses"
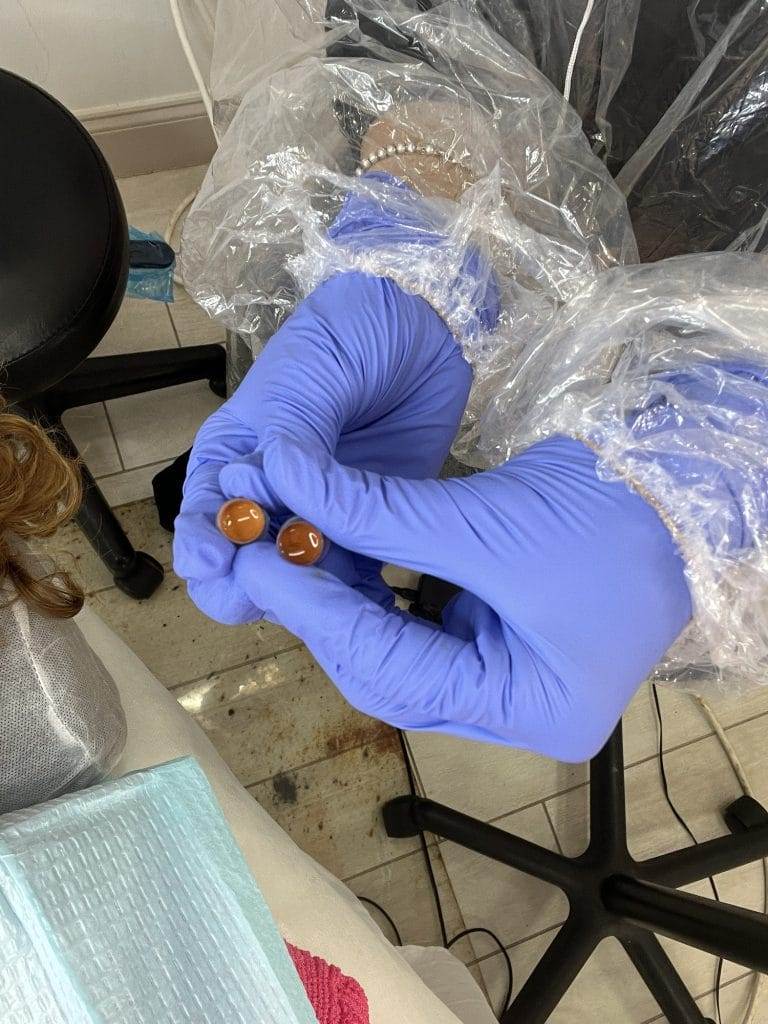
top-left (0, 757), bottom-right (318, 1024)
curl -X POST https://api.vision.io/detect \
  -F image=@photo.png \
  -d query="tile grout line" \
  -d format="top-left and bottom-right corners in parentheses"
top-left (469, 921), bottom-right (566, 968)
top-left (244, 726), bottom-right (405, 792)
top-left (541, 799), bottom-right (565, 856)
top-left (101, 399), bottom-right (125, 471)
top-left (427, 839), bottom-right (472, 946)
top-left (95, 456), bottom-right (171, 481)
top-left (165, 302), bottom-right (183, 347)
top-left (341, 840), bottom-right (442, 885)
top-left (168, 643), bottom-right (307, 692)
top-left (101, 399), bottom-right (126, 471)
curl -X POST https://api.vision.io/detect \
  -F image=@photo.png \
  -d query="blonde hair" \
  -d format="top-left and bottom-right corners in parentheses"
top-left (0, 411), bottom-right (84, 618)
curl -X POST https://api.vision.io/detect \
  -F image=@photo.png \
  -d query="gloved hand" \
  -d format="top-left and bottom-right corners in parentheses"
top-left (227, 433), bottom-right (693, 762)
top-left (172, 270), bottom-right (472, 624)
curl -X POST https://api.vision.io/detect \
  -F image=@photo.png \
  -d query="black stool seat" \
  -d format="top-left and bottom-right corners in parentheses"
top-left (0, 69), bottom-right (127, 402)
top-left (1, 69), bottom-right (224, 599)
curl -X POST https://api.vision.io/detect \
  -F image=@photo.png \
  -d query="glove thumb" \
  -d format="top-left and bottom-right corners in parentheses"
top-left (262, 434), bottom-right (478, 585)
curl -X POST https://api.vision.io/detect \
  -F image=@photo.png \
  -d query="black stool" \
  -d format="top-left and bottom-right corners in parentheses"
top-left (384, 722), bottom-right (768, 1022)
top-left (0, 68), bottom-right (224, 598)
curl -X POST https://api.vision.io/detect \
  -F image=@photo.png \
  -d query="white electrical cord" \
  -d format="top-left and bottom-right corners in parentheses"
top-left (563, 0), bottom-right (596, 104)
top-left (165, 189), bottom-right (199, 287)
top-left (168, 0), bottom-right (215, 126)
top-left (692, 693), bottom-right (766, 1024)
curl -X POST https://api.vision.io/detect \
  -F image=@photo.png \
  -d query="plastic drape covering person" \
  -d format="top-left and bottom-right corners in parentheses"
top-left (0, 413), bottom-right (125, 815)
top-left (176, 0), bottom-right (768, 760)
top-left (182, 1), bottom-right (636, 397)
top-left (202, 0), bottom-right (768, 260)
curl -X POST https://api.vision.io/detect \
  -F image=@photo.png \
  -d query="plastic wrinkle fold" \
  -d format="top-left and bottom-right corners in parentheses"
top-left (180, 0), bottom-right (768, 694)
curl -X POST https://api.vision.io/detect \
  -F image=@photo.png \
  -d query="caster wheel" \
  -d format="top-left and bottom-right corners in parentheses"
top-left (113, 551), bottom-right (164, 600)
top-left (209, 377), bottom-right (227, 398)
top-left (382, 796), bottom-right (422, 839)
top-left (724, 795), bottom-right (768, 834)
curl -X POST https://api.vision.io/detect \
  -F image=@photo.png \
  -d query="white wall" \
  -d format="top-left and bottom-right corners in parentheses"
top-left (1, 0), bottom-right (197, 115)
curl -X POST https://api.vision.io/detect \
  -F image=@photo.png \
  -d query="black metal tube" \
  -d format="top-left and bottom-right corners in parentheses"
top-left (589, 723), bottom-right (627, 853)
top-left (501, 916), bottom-right (598, 1024)
top-left (621, 931), bottom-right (710, 1023)
top-left (411, 798), bottom-right (582, 890)
top-left (33, 416), bottom-right (137, 575)
top-left (641, 824), bottom-right (768, 887)
top-left (47, 345), bottom-right (225, 409)
top-left (605, 875), bottom-right (768, 973)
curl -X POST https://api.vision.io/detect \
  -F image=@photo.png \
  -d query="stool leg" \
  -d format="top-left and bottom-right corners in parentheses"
top-left (42, 414), bottom-right (164, 600)
top-left (500, 915), bottom-right (598, 1024)
top-left (621, 931), bottom-right (711, 1024)
top-left (50, 345), bottom-right (226, 407)
top-left (75, 460), bottom-right (164, 598)
top-left (589, 723), bottom-right (628, 854)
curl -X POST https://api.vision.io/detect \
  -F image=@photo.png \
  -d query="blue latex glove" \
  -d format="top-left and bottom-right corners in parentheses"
top-left (628, 361), bottom-right (768, 553)
top-left (227, 433), bottom-right (693, 763)
top-left (172, 271), bottom-right (472, 623)
top-left (173, 170), bottom-right (499, 625)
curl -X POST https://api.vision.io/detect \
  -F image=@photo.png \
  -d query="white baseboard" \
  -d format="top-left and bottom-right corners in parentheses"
top-left (78, 93), bottom-right (216, 178)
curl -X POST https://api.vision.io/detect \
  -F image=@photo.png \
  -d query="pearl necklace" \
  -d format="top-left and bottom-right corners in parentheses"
top-left (354, 141), bottom-right (445, 176)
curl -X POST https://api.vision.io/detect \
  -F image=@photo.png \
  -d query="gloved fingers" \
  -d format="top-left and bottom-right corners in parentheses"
top-left (179, 461), bottom-right (227, 515)
top-left (187, 405), bottom-right (262, 471)
top-left (231, 538), bottom-right (496, 728)
top-left (173, 511), bottom-right (236, 581)
top-left (350, 552), bottom-right (395, 611)
top-left (218, 451), bottom-right (289, 518)
top-left (262, 435), bottom-right (473, 580)
top-left (173, 461), bottom-right (236, 581)
top-left (187, 576), bottom-right (264, 626)
top-left (314, 541), bottom-right (372, 590)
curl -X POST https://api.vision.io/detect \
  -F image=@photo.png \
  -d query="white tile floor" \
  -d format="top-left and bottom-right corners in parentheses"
top-left (60, 166), bottom-right (768, 1023)
top-left (63, 165), bottom-right (226, 508)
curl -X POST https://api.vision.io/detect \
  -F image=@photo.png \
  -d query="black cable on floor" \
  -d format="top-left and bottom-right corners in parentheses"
top-left (397, 728), bottom-right (514, 1019)
top-left (652, 684), bottom-right (724, 1024)
top-left (447, 928), bottom-right (514, 1015)
top-left (397, 729), bottom-right (449, 945)
top-left (357, 895), bottom-right (403, 946)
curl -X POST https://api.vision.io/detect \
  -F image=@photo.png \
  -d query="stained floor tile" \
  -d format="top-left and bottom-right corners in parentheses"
top-left (248, 733), bottom-right (419, 880)
top-left (87, 571), bottom-right (295, 688)
top-left (175, 647), bottom-right (390, 787)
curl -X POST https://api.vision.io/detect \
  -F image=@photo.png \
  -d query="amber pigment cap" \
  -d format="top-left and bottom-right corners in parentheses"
top-left (276, 517), bottom-right (327, 566)
top-left (216, 498), bottom-right (269, 544)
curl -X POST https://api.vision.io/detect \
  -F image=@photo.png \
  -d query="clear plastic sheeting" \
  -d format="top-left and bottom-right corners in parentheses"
top-left (181, 0), bottom-right (636, 380)
top-left (478, 253), bottom-right (768, 692)
top-left (205, 0), bottom-right (642, 152)
top-left (0, 543), bottom-right (126, 815)
top-left (616, 0), bottom-right (768, 260)
top-left (178, 0), bottom-right (768, 692)
top-left (182, 0), bottom-right (768, 262)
